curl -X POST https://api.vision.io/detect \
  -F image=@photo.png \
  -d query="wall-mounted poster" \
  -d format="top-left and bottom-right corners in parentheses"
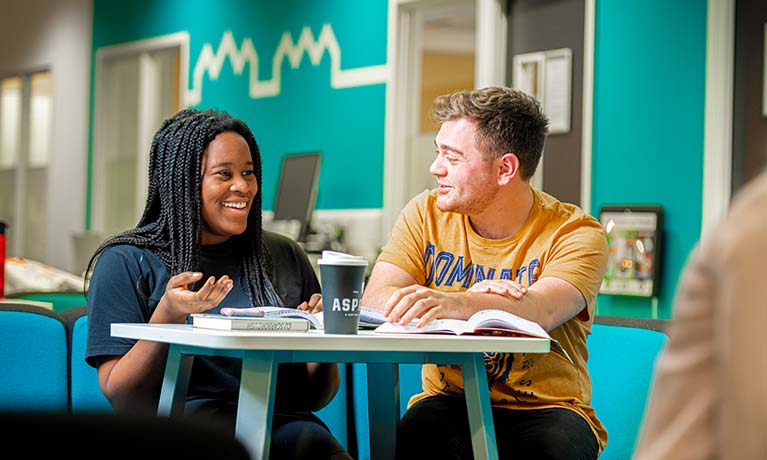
top-left (512, 48), bottom-right (572, 134)
top-left (599, 205), bottom-right (663, 297)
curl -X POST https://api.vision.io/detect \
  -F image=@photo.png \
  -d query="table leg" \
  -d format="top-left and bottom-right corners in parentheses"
top-left (157, 345), bottom-right (193, 417)
top-left (462, 353), bottom-right (499, 460)
top-left (367, 362), bottom-right (399, 460)
top-left (237, 350), bottom-right (278, 460)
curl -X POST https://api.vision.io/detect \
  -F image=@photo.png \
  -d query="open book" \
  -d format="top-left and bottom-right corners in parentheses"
top-left (375, 309), bottom-right (571, 362)
top-left (218, 306), bottom-right (387, 330)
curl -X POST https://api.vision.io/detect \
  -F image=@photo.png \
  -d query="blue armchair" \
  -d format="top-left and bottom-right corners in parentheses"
top-left (588, 316), bottom-right (669, 459)
top-left (0, 302), bottom-right (69, 411)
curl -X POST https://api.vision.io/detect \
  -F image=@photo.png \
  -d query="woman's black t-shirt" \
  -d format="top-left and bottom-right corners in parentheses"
top-left (85, 230), bottom-right (320, 411)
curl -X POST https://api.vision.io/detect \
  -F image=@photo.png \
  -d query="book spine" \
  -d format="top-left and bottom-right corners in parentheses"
top-left (264, 309), bottom-right (320, 328)
top-left (241, 321), bottom-right (305, 331)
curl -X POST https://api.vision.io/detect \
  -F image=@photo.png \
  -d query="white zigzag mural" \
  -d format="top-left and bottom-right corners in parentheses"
top-left (187, 24), bottom-right (388, 104)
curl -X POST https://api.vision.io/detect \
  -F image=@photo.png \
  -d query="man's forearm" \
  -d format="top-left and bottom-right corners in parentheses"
top-left (462, 278), bottom-right (585, 331)
top-left (362, 260), bottom-right (421, 312)
top-left (361, 283), bottom-right (402, 311)
top-left (459, 289), bottom-right (555, 328)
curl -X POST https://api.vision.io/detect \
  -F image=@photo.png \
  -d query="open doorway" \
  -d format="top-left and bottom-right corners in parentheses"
top-left (408, 2), bottom-right (476, 200)
top-left (90, 33), bottom-right (189, 240)
top-left (0, 70), bottom-right (52, 261)
top-left (80, 33), bottom-right (188, 273)
top-left (384, 0), bottom-right (507, 233)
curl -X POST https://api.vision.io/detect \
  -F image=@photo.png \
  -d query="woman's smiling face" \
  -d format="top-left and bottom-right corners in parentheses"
top-left (199, 131), bottom-right (258, 245)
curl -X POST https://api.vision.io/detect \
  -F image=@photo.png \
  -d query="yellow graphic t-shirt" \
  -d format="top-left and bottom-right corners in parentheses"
top-left (377, 188), bottom-right (609, 451)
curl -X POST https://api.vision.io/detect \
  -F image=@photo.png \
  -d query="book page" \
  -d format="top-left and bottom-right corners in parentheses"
top-left (260, 307), bottom-right (322, 329)
top-left (375, 318), bottom-right (467, 335)
top-left (466, 310), bottom-right (572, 363)
top-left (359, 306), bottom-right (386, 327)
top-left (219, 306), bottom-right (323, 329)
top-left (222, 306), bottom-right (383, 330)
top-left (468, 309), bottom-right (550, 339)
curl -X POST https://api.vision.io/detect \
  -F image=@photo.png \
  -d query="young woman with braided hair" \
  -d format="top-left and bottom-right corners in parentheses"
top-left (85, 108), bottom-right (350, 460)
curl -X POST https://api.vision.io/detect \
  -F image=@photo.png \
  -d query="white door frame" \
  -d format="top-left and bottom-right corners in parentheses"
top-left (580, 0), bottom-right (595, 212)
top-left (91, 32), bottom-right (189, 234)
top-left (701, 0), bottom-right (735, 236)
top-left (383, 0), bottom-right (507, 233)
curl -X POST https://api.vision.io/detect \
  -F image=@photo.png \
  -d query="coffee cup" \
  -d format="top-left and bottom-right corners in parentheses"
top-left (318, 251), bottom-right (368, 334)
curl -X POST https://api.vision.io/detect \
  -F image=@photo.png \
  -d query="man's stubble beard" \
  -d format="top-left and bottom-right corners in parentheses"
top-left (436, 185), bottom-right (498, 215)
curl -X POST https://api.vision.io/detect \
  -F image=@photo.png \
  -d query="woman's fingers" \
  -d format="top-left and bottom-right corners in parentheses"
top-left (205, 276), bottom-right (233, 306)
top-left (167, 271), bottom-right (203, 290)
top-left (296, 293), bottom-right (323, 313)
top-left (178, 274), bottom-right (232, 308)
top-left (308, 293), bottom-right (322, 313)
top-left (197, 276), bottom-right (217, 297)
top-left (161, 273), bottom-right (233, 317)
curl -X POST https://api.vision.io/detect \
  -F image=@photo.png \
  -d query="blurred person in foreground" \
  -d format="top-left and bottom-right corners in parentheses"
top-left (85, 108), bottom-right (349, 460)
top-left (634, 172), bottom-right (767, 460)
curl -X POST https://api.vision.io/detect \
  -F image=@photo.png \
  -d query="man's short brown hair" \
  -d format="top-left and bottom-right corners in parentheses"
top-left (432, 86), bottom-right (549, 180)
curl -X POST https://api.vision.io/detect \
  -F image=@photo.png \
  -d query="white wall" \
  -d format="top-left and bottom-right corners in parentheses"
top-left (0, 0), bottom-right (93, 273)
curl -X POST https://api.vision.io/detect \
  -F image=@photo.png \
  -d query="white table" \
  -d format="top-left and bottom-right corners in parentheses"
top-left (111, 324), bottom-right (550, 460)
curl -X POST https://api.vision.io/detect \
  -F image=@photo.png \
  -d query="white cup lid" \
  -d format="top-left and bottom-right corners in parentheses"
top-left (317, 250), bottom-right (368, 266)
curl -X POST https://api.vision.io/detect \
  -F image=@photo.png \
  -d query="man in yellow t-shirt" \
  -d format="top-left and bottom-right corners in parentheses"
top-left (362, 86), bottom-right (608, 460)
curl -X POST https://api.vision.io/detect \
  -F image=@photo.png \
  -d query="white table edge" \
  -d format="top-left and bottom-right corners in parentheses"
top-left (111, 323), bottom-right (551, 354)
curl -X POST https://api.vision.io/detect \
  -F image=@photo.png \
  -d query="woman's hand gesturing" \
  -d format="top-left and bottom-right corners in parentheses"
top-left (155, 272), bottom-right (234, 323)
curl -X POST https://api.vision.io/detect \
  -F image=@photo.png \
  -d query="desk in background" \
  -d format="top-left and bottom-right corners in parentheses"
top-left (112, 324), bottom-right (550, 460)
top-left (9, 292), bottom-right (86, 313)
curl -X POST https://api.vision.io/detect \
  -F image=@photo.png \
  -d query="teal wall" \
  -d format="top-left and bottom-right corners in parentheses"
top-left (592, 0), bottom-right (707, 319)
top-left (89, 0), bottom-right (387, 215)
top-left (89, 0), bottom-right (711, 320)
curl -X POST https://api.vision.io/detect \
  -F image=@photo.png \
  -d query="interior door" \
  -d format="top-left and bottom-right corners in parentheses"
top-left (92, 40), bottom-right (183, 238)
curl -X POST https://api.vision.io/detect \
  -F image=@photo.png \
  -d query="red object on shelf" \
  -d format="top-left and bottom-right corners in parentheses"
top-left (0, 222), bottom-right (6, 299)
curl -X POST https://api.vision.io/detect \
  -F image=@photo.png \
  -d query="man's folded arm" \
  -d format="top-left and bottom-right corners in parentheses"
top-left (362, 261), bottom-right (418, 311)
top-left (363, 260), bottom-right (586, 331)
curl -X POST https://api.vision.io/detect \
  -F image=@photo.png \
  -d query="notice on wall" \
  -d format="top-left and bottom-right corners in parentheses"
top-left (599, 206), bottom-right (663, 298)
top-left (543, 50), bottom-right (572, 134)
top-left (513, 48), bottom-right (572, 134)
